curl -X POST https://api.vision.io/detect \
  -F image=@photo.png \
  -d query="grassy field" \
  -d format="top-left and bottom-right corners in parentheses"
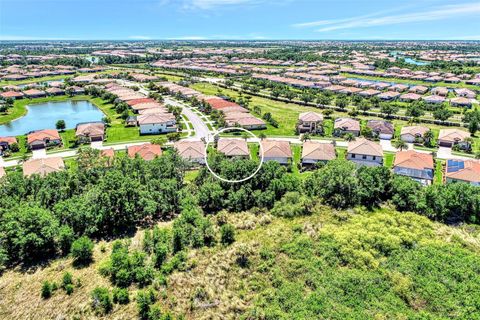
top-left (191, 82), bottom-right (323, 137)
top-left (2, 207), bottom-right (480, 319)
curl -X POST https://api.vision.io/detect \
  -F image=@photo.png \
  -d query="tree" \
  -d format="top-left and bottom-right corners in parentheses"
top-left (391, 175), bottom-right (422, 212)
top-left (301, 133), bottom-right (311, 142)
top-left (137, 288), bottom-right (156, 320)
top-left (220, 224), bottom-right (236, 245)
top-left (357, 166), bottom-right (392, 208)
top-left (91, 287), bottom-right (112, 315)
top-left (70, 236), bottom-right (94, 266)
top-left (317, 95), bottom-right (331, 106)
top-left (358, 100), bottom-right (371, 114)
top-left (344, 133), bottom-right (356, 142)
top-left (41, 281), bottom-right (53, 299)
top-left (469, 119), bottom-right (479, 136)
top-left (0, 205), bottom-right (59, 264)
top-left (380, 103), bottom-right (399, 118)
top-left (394, 139), bottom-right (408, 151)
top-left (304, 159), bottom-right (359, 209)
top-left (335, 96), bottom-right (348, 110)
top-left (433, 108), bottom-right (452, 122)
top-left (56, 120), bottom-right (66, 131)
top-left (423, 130), bottom-right (435, 148)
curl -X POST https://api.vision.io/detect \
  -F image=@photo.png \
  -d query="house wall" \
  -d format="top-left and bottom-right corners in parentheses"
top-left (347, 153), bottom-right (383, 166)
top-left (393, 166), bottom-right (433, 185)
top-left (140, 123), bottom-right (176, 135)
top-left (446, 177), bottom-right (480, 186)
top-left (262, 157), bottom-right (290, 165)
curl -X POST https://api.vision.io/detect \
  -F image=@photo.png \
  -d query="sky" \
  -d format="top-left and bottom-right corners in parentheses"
top-left (1, 0), bottom-right (480, 41)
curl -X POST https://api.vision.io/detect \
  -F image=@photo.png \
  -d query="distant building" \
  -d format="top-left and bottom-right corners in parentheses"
top-left (27, 129), bottom-right (61, 150)
top-left (217, 139), bottom-right (249, 158)
top-left (260, 139), bottom-right (292, 164)
top-left (367, 120), bottom-right (394, 140)
top-left (400, 126), bottom-right (429, 143)
top-left (438, 129), bottom-right (470, 148)
top-left (174, 140), bottom-right (206, 164)
top-left (23, 157), bottom-right (65, 177)
top-left (334, 117), bottom-right (360, 137)
top-left (127, 143), bottom-right (162, 161)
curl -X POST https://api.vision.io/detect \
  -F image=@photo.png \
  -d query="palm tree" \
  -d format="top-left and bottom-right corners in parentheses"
top-left (301, 133), bottom-right (311, 142)
top-left (393, 139), bottom-right (408, 151)
top-left (344, 133), bottom-right (356, 142)
top-left (258, 132), bottom-right (267, 140)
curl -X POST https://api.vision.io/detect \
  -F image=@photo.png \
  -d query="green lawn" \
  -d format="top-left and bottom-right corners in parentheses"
top-left (191, 82), bottom-right (326, 137)
top-left (384, 152), bottom-right (395, 168)
top-left (434, 160), bottom-right (444, 185)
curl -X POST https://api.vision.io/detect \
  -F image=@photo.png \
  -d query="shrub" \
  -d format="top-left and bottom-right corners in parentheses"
top-left (62, 272), bottom-right (73, 288)
top-left (137, 288), bottom-right (156, 320)
top-left (65, 284), bottom-right (74, 295)
top-left (70, 236), bottom-right (94, 266)
top-left (58, 226), bottom-right (75, 256)
top-left (220, 224), bottom-right (235, 245)
top-left (112, 287), bottom-right (130, 304)
top-left (91, 287), bottom-right (112, 314)
top-left (41, 281), bottom-right (52, 299)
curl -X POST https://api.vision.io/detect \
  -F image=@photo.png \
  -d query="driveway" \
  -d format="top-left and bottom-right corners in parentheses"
top-left (32, 148), bottom-right (46, 159)
top-left (91, 141), bottom-right (103, 149)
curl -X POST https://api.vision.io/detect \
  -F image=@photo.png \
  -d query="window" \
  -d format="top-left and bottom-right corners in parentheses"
top-left (373, 156), bottom-right (376, 160)
top-left (351, 154), bottom-right (356, 158)
top-left (362, 155), bottom-right (367, 160)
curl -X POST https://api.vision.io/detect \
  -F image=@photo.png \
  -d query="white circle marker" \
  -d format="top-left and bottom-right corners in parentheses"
top-left (204, 127), bottom-right (264, 183)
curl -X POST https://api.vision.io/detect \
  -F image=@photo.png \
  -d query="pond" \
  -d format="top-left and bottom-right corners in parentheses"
top-left (0, 100), bottom-right (104, 136)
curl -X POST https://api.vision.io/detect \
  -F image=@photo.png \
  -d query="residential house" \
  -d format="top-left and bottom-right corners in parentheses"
top-left (127, 143), bottom-right (162, 161)
top-left (347, 138), bottom-right (383, 167)
top-left (399, 93), bottom-right (422, 102)
top-left (445, 159), bottom-right (480, 186)
top-left (393, 150), bottom-right (434, 185)
top-left (377, 91), bottom-right (400, 101)
top-left (261, 139), bottom-right (292, 164)
top-left (358, 89), bottom-right (380, 97)
top-left (75, 122), bottom-right (105, 142)
top-left (0, 136), bottom-right (17, 154)
top-left (409, 86), bottom-right (429, 94)
top-left (334, 117), bottom-right (360, 136)
top-left (390, 84), bottom-right (409, 92)
top-left (367, 120), bottom-right (394, 140)
top-left (27, 129), bottom-right (61, 149)
top-left (217, 138), bottom-right (249, 158)
top-left (455, 88), bottom-right (476, 99)
top-left (46, 87), bottom-right (65, 96)
top-left (174, 140), bottom-right (206, 164)
top-left (0, 91), bottom-right (24, 99)
top-left (23, 89), bottom-right (47, 98)
top-left (438, 129), bottom-right (470, 148)
top-left (423, 95), bottom-right (446, 104)
top-left (400, 126), bottom-right (429, 143)
top-left (297, 112), bottom-right (323, 134)
top-left (450, 97), bottom-right (473, 108)
top-left (301, 141), bottom-right (336, 166)
top-left (431, 87), bottom-right (449, 97)
top-left (23, 157), bottom-right (65, 177)
top-left (138, 113), bottom-right (177, 135)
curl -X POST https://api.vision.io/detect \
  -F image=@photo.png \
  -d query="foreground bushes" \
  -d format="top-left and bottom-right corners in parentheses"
top-left (305, 159), bottom-right (480, 223)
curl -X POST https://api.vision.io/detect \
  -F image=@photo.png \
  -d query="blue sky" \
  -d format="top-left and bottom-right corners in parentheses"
top-left (1, 0), bottom-right (480, 40)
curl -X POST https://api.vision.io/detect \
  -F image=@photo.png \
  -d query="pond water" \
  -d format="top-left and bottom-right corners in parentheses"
top-left (0, 100), bottom-right (104, 136)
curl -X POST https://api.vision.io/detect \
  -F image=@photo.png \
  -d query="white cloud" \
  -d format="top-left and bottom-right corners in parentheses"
top-left (184, 0), bottom-right (279, 9)
top-left (292, 2), bottom-right (480, 33)
top-left (128, 35), bottom-right (152, 40)
top-left (168, 35), bottom-right (209, 40)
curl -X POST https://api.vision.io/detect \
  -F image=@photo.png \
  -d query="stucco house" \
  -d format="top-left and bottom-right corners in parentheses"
top-left (367, 120), bottom-right (394, 140)
top-left (127, 143), bottom-right (162, 161)
top-left (445, 159), bottom-right (480, 186)
top-left (138, 113), bottom-right (177, 135)
top-left (260, 139), bottom-right (292, 164)
top-left (217, 139), bottom-right (249, 158)
top-left (347, 138), bottom-right (383, 167)
top-left (75, 122), bottom-right (105, 143)
top-left (334, 117), bottom-right (360, 137)
top-left (400, 126), bottom-right (430, 143)
top-left (438, 129), bottom-right (470, 148)
top-left (393, 150), bottom-right (434, 185)
top-left (27, 129), bottom-right (62, 150)
top-left (23, 157), bottom-right (65, 177)
top-left (174, 140), bottom-right (206, 164)
top-left (301, 141), bottom-right (336, 166)
top-left (297, 112), bottom-right (323, 134)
